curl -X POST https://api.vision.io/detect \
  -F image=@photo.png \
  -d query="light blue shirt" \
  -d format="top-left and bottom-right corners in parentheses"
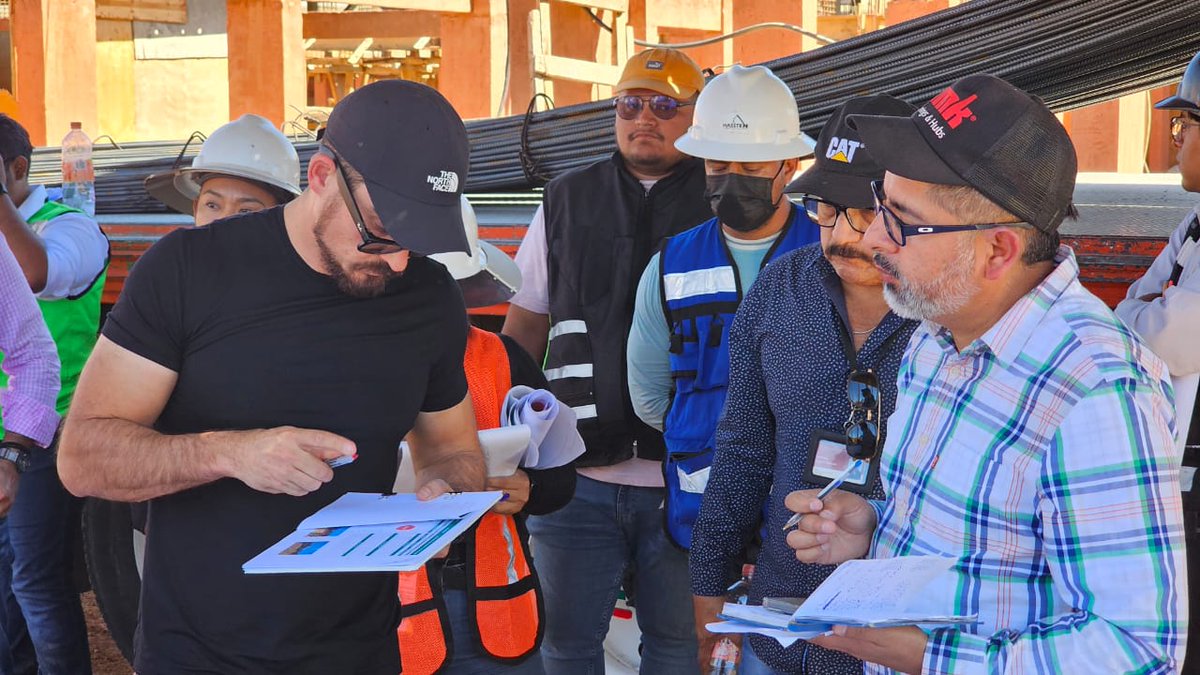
top-left (627, 231), bottom-right (779, 430)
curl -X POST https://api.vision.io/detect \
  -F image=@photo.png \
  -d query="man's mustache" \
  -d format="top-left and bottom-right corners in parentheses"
top-left (825, 243), bottom-right (873, 264)
top-left (873, 252), bottom-right (900, 276)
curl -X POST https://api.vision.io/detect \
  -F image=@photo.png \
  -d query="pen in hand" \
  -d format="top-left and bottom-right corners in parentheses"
top-left (782, 459), bottom-right (865, 531)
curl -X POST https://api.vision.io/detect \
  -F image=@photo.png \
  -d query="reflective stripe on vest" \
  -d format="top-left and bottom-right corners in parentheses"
top-left (660, 208), bottom-right (818, 454)
top-left (397, 328), bottom-right (543, 673)
top-left (0, 200), bottom-right (108, 429)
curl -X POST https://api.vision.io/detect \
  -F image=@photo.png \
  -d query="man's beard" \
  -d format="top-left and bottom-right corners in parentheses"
top-left (875, 237), bottom-right (977, 322)
top-left (315, 201), bottom-right (400, 298)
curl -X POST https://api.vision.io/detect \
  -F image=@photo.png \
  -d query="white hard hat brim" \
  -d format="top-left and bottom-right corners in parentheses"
top-left (455, 240), bottom-right (523, 309)
top-left (175, 165), bottom-right (302, 201)
top-left (143, 171), bottom-right (195, 215)
top-left (674, 133), bottom-right (817, 163)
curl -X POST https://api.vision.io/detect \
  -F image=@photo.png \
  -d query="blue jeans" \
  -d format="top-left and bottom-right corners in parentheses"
top-left (527, 475), bottom-right (697, 675)
top-left (739, 639), bottom-right (779, 675)
top-left (440, 588), bottom-right (545, 674)
top-left (0, 447), bottom-right (91, 674)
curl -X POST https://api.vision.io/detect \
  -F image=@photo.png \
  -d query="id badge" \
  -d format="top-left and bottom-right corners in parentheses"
top-left (802, 430), bottom-right (878, 494)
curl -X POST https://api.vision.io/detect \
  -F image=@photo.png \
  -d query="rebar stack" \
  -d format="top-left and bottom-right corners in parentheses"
top-left (25, 0), bottom-right (1200, 214)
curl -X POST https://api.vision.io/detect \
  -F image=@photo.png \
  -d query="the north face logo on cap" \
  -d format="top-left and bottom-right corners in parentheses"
top-left (645, 60), bottom-right (664, 70)
top-left (426, 170), bottom-right (459, 193)
top-left (723, 114), bottom-right (749, 130)
top-left (826, 136), bottom-right (863, 163)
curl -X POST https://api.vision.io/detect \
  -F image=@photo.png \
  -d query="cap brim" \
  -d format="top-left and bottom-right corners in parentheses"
top-left (365, 179), bottom-right (470, 256)
top-left (847, 114), bottom-right (967, 186)
top-left (1154, 95), bottom-right (1200, 112)
top-left (616, 77), bottom-right (698, 99)
top-left (144, 172), bottom-right (195, 215)
top-left (785, 168), bottom-right (874, 209)
top-left (456, 240), bottom-right (521, 308)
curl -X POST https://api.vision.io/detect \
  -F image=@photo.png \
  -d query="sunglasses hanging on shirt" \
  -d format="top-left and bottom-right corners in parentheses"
top-left (802, 310), bottom-right (900, 494)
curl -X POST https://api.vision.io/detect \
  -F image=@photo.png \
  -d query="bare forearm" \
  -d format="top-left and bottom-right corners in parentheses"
top-left (415, 447), bottom-right (486, 492)
top-left (0, 200), bottom-right (48, 292)
top-left (501, 306), bottom-right (549, 365)
top-left (58, 415), bottom-right (232, 501)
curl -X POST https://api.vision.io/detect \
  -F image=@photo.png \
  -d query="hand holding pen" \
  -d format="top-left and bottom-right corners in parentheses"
top-left (781, 463), bottom-right (879, 566)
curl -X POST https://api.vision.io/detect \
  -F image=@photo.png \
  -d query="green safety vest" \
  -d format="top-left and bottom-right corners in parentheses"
top-left (0, 199), bottom-right (109, 431)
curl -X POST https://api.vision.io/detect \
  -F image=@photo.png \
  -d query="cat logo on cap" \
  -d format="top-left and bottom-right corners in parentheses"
top-left (826, 136), bottom-right (863, 164)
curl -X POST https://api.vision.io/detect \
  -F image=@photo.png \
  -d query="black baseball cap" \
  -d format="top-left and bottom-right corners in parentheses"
top-left (785, 94), bottom-right (915, 209)
top-left (848, 74), bottom-right (1077, 234)
top-left (322, 80), bottom-right (471, 255)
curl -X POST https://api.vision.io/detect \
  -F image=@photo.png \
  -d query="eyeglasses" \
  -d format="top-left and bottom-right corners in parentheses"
top-left (328, 154), bottom-right (406, 255)
top-left (1171, 115), bottom-right (1200, 145)
top-left (802, 196), bottom-right (870, 234)
top-left (845, 369), bottom-right (880, 460)
top-left (613, 94), bottom-right (693, 121)
top-left (870, 180), bottom-right (1030, 247)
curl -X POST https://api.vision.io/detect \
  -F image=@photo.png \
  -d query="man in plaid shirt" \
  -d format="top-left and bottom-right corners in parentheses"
top-left (786, 74), bottom-right (1187, 674)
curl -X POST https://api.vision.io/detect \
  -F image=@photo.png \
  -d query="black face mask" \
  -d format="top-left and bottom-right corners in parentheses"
top-left (704, 167), bottom-right (783, 233)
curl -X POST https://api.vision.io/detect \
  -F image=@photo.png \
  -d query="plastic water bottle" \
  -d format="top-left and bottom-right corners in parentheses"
top-left (61, 122), bottom-right (95, 216)
top-left (709, 637), bottom-right (739, 675)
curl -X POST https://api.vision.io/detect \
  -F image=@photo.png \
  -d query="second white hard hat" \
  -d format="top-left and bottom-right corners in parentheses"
top-left (147, 114), bottom-right (302, 214)
top-left (429, 196), bottom-right (522, 309)
top-left (675, 65), bottom-right (816, 163)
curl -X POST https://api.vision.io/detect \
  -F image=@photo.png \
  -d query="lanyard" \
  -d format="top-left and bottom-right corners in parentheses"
top-left (831, 306), bottom-right (904, 373)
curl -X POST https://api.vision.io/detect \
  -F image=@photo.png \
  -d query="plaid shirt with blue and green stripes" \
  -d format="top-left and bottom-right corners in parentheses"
top-left (869, 247), bottom-right (1187, 674)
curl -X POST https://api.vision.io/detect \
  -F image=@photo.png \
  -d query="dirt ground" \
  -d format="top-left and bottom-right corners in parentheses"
top-left (82, 591), bottom-right (131, 675)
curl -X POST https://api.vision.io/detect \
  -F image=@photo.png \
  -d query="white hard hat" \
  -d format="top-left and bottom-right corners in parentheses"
top-left (147, 114), bottom-right (302, 214)
top-left (675, 65), bottom-right (816, 163)
top-left (430, 196), bottom-right (522, 309)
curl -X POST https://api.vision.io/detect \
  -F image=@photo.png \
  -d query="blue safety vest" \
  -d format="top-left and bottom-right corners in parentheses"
top-left (659, 204), bottom-right (818, 549)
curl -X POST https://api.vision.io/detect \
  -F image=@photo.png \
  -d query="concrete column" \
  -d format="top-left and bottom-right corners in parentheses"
top-left (731, 0), bottom-right (817, 65)
top-left (11, 0), bottom-right (99, 145)
top-left (440, 0), bottom-right (508, 119)
top-left (227, 0), bottom-right (306, 128)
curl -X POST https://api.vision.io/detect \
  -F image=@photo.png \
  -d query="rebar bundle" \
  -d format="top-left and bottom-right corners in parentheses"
top-left (26, 0), bottom-right (1200, 214)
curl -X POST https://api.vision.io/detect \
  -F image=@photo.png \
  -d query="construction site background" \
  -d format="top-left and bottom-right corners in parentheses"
top-left (0, 0), bottom-right (1181, 174)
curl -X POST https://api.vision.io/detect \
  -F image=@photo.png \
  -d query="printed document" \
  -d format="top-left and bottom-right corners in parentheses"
top-left (243, 491), bottom-right (502, 574)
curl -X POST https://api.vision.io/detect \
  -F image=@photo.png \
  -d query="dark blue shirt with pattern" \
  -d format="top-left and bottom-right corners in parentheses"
top-left (689, 243), bottom-right (918, 674)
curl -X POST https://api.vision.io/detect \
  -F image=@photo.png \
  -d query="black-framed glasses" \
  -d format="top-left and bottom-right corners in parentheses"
top-left (324, 150), bottom-right (406, 255)
top-left (870, 180), bottom-right (1030, 247)
top-left (613, 94), bottom-right (693, 121)
top-left (1171, 115), bottom-right (1200, 145)
top-left (802, 196), bottom-right (871, 234)
top-left (845, 369), bottom-right (881, 460)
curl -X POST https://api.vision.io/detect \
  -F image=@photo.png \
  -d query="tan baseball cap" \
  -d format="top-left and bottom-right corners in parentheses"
top-left (616, 48), bottom-right (705, 99)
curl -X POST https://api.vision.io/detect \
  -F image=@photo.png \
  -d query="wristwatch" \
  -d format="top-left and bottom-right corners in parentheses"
top-left (0, 441), bottom-right (31, 473)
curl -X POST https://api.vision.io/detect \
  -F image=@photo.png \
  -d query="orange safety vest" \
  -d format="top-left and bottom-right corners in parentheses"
top-left (397, 327), bottom-right (544, 674)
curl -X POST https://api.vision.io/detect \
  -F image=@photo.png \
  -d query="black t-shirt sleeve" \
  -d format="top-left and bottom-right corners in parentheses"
top-left (420, 284), bottom-right (470, 413)
top-left (102, 229), bottom-right (192, 372)
top-left (500, 334), bottom-right (549, 390)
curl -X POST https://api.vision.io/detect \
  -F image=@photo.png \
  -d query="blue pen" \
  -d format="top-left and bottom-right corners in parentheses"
top-left (781, 459), bottom-right (865, 531)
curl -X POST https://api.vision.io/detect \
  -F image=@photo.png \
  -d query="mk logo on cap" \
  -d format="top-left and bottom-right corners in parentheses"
top-left (826, 136), bottom-right (863, 163)
top-left (723, 114), bottom-right (749, 130)
top-left (645, 60), bottom-right (664, 70)
top-left (929, 88), bottom-right (979, 129)
top-left (426, 170), bottom-right (459, 193)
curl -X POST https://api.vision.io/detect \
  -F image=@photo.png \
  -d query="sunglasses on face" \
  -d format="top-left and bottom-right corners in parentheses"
top-left (1171, 115), bottom-right (1200, 145)
top-left (329, 155), bottom-right (406, 255)
top-left (802, 196), bottom-right (871, 234)
top-left (613, 94), bottom-right (693, 121)
top-left (869, 180), bottom-right (1030, 247)
top-left (845, 369), bottom-right (881, 461)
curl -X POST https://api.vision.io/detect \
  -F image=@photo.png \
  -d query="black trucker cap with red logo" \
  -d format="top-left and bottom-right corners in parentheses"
top-left (847, 74), bottom-right (1078, 234)
top-left (322, 79), bottom-right (471, 255)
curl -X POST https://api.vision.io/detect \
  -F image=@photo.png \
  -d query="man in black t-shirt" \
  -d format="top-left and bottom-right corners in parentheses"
top-left (56, 81), bottom-right (487, 674)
